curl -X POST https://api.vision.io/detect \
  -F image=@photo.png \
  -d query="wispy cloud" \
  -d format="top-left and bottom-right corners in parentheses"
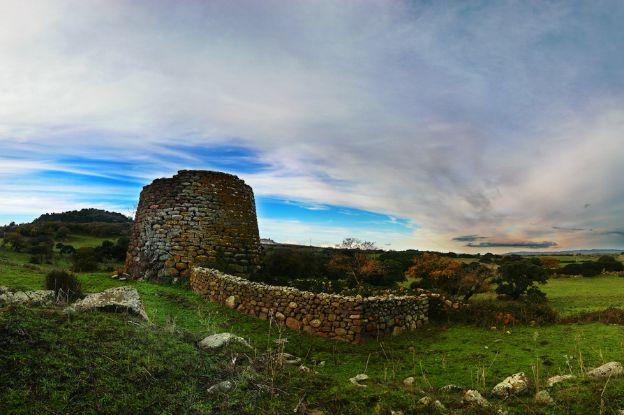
top-left (466, 241), bottom-right (559, 249)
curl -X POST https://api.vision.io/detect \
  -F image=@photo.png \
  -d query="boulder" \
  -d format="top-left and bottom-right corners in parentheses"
top-left (280, 353), bottom-right (302, 365)
top-left (535, 390), bottom-right (554, 405)
top-left (0, 288), bottom-right (55, 307)
top-left (207, 380), bottom-right (233, 394)
top-left (463, 390), bottom-right (490, 407)
top-left (198, 333), bottom-right (251, 350)
top-left (64, 286), bottom-right (148, 320)
top-left (491, 372), bottom-right (530, 398)
top-left (440, 384), bottom-right (464, 394)
top-left (225, 295), bottom-right (238, 309)
top-left (418, 396), bottom-right (433, 406)
top-left (349, 373), bottom-right (369, 387)
top-left (587, 362), bottom-right (624, 379)
top-left (546, 374), bottom-right (575, 388)
top-left (433, 400), bottom-right (447, 413)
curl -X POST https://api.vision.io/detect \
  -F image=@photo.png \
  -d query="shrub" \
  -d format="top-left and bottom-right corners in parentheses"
top-left (597, 255), bottom-right (624, 272)
top-left (443, 298), bottom-right (559, 327)
top-left (556, 256), bottom-right (623, 277)
top-left (71, 247), bottom-right (100, 272)
top-left (45, 269), bottom-right (82, 301)
top-left (28, 236), bottom-right (54, 264)
top-left (494, 259), bottom-right (548, 300)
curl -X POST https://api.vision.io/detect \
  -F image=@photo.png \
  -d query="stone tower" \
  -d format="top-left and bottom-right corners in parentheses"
top-left (125, 170), bottom-right (262, 281)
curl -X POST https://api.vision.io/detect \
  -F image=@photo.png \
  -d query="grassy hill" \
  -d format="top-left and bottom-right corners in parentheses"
top-left (33, 208), bottom-right (132, 224)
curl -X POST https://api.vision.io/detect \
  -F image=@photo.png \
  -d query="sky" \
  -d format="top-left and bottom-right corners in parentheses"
top-left (1, 0), bottom-right (623, 253)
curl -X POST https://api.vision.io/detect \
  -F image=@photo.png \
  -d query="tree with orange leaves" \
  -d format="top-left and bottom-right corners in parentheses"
top-left (405, 253), bottom-right (493, 301)
top-left (327, 238), bottom-right (378, 288)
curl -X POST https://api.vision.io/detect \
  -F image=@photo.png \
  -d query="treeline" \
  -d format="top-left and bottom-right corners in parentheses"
top-left (556, 255), bottom-right (624, 277)
top-left (1, 221), bottom-right (131, 238)
top-left (252, 243), bottom-right (417, 294)
top-left (34, 208), bottom-right (132, 224)
top-left (1, 231), bottom-right (128, 271)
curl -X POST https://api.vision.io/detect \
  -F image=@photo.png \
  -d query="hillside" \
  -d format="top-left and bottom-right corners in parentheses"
top-left (33, 208), bottom-right (132, 224)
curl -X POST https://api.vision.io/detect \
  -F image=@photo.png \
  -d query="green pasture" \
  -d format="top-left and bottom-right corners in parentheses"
top-left (3, 245), bottom-right (624, 414)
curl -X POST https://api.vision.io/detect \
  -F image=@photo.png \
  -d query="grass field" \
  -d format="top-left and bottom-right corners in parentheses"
top-left (3, 247), bottom-right (624, 413)
top-left (543, 275), bottom-right (624, 316)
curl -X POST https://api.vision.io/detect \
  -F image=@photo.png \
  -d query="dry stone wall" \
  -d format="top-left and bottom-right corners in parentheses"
top-left (125, 170), bottom-right (261, 281)
top-left (191, 267), bottom-right (429, 343)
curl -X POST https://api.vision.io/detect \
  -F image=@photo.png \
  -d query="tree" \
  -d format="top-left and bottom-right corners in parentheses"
top-left (494, 259), bottom-right (548, 300)
top-left (4, 232), bottom-right (26, 252)
top-left (327, 238), bottom-right (377, 288)
top-left (597, 255), bottom-right (624, 272)
top-left (28, 237), bottom-right (54, 264)
top-left (71, 247), bottom-right (100, 272)
top-left (405, 253), bottom-right (493, 300)
top-left (540, 257), bottom-right (560, 270)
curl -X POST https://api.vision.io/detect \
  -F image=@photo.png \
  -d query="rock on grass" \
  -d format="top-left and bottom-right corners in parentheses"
top-left (587, 362), bottom-right (624, 379)
top-left (198, 332), bottom-right (251, 350)
top-left (64, 286), bottom-right (148, 320)
top-left (491, 372), bottom-right (530, 398)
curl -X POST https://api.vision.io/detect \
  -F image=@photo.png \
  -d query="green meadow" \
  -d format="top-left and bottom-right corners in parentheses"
top-left (2, 244), bottom-right (624, 414)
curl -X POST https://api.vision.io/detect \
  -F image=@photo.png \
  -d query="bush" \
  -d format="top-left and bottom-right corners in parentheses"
top-left (45, 270), bottom-right (82, 301)
top-left (456, 299), bottom-right (559, 327)
top-left (71, 247), bottom-right (100, 272)
top-left (597, 255), bottom-right (624, 272)
top-left (494, 259), bottom-right (548, 300)
top-left (556, 256), bottom-right (623, 277)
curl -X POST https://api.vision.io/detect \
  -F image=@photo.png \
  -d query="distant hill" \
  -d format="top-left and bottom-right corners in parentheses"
top-left (33, 208), bottom-right (132, 224)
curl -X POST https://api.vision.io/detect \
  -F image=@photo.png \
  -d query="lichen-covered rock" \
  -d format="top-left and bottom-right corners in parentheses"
top-left (440, 384), bottom-right (464, 394)
top-left (546, 374), bottom-right (575, 387)
top-left (280, 353), bottom-right (302, 365)
top-left (64, 286), bottom-right (148, 320)
top-left (0, 288), bottom-right (55, 306)
top-left (587, 362), bottom-right (624, 379)
top-left (463, 390), bottom-right (490, 407)
top-left (198, 333), bottom-right (251, 350)
top-left (418, 396), bottom-right (433, 406)
top-left (433, 400), bottom-right (447, 413)
top-left (207, 380), bottom-right (233, 394)
top-left (535, 390), bottom-right (554, 405)
top-left (349, 373), bottom-right (369, 387)
top-left (491, 372), bottom-right (530, 398)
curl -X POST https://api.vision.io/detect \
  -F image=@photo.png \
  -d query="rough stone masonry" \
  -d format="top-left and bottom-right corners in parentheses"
top-left (125, 170), bottom-right (262, 281)
top-left (191, 267), bottom-right (429, 343)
